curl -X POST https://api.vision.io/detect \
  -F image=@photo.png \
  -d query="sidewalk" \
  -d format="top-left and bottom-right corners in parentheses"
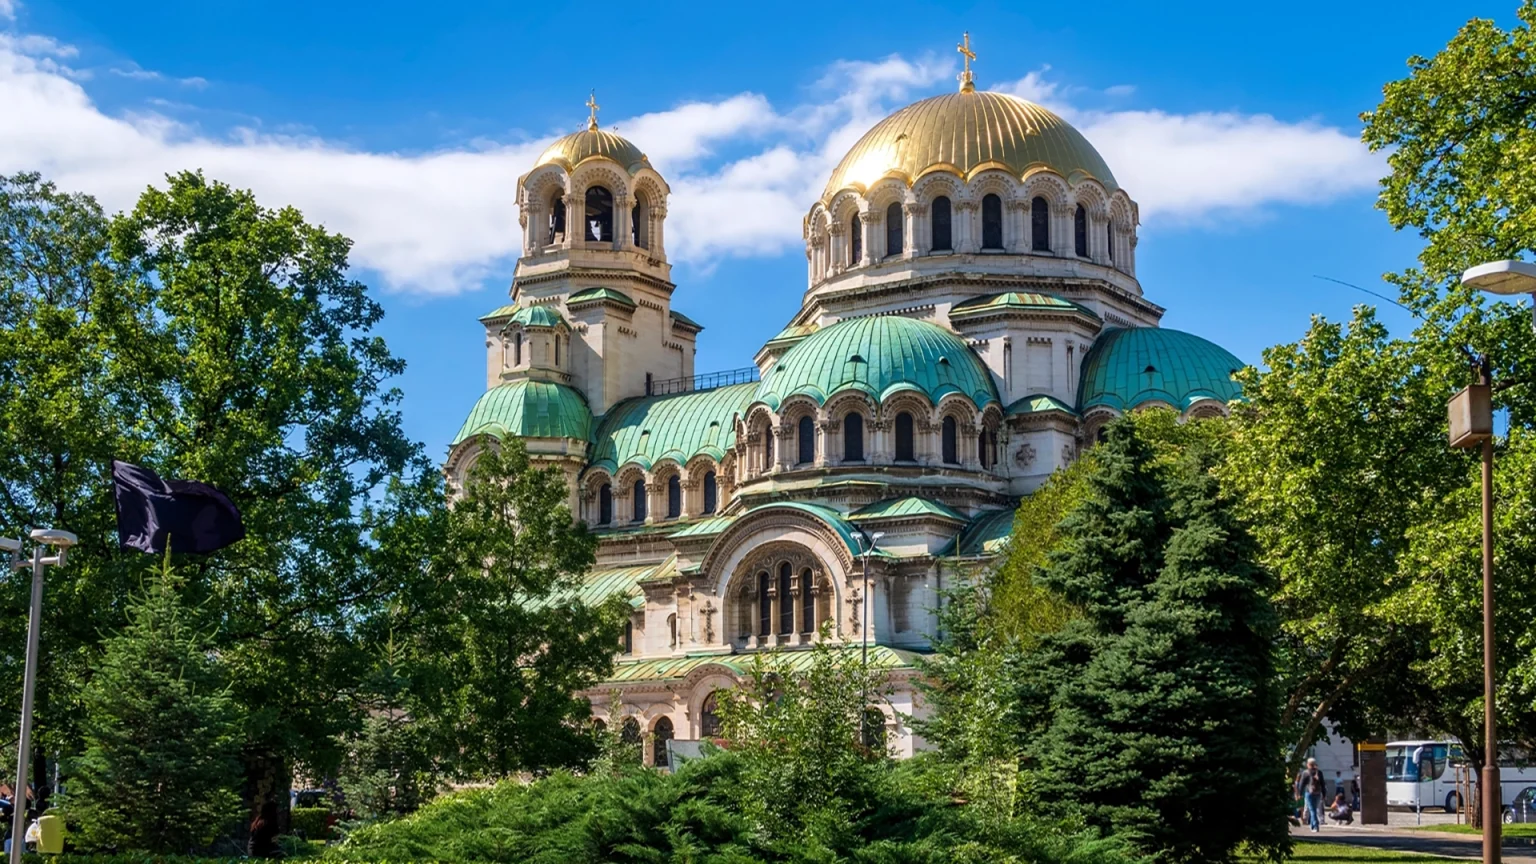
top-left (1291, 817), bottom-right (1536, 862)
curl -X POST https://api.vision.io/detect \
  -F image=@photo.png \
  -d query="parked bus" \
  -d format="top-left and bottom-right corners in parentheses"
top-left (1385, 740), bottom-right (1536, 812)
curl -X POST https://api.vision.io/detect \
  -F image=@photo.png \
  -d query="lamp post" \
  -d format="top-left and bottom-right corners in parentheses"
top-left (1452, 259), bottom-right (1536, 864)
top-left (7, 528), bottom-right (76, 864)
top-left (854, 530), bottom-right (884, 740)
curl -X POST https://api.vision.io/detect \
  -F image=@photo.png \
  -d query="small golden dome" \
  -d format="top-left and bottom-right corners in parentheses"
top-left (822, 90), bottom-right (1117, 202)
top-left (534, 128), bottom-right (650, 174)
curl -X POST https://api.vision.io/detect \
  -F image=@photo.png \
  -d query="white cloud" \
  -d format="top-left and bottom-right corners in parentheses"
top-left (110, 63), bottom-right (208, 88)
top-left (0, 29), bottom-right (1382, 296)
top-left (0, 0), bottom-right (15, 22)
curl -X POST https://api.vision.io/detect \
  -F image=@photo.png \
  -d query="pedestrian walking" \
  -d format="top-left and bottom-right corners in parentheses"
top-left (1295, 758), bottom-right (1327, 832)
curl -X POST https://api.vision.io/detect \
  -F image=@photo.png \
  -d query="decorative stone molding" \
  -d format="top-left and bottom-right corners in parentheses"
top-left (1015, 442), bottom-right (1037, 468)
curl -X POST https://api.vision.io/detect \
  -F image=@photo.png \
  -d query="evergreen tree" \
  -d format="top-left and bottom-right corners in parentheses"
top-left (66, 565), bottom-right (242, 853)
top-left (1026, 418), bottom-right (1289, 863)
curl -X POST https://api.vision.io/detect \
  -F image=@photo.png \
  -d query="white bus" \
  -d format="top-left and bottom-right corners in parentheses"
top-left (1385, 740), bottom-right (1536, 812)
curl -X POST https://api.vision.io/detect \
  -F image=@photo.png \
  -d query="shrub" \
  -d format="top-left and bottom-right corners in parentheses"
top-left (290, 807), bottom-right (331, 841)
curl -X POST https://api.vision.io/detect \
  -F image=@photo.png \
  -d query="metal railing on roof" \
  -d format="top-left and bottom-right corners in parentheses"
top-left (647, 366), bottom-right (759, 396)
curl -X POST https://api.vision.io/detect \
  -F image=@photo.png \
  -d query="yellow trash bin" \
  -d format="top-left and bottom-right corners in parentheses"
top-left (36, 814), bottom-right (63, 854)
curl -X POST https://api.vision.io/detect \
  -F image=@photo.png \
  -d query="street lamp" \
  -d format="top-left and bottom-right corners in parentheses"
top-left (854, 530), bottom-right (884, 741)
top-left (1451, 258), bottom-right (1536, 864)
top-left (7, 527), bottom-right (75, 864)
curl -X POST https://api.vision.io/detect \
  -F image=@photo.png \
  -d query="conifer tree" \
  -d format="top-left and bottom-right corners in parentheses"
top-left (1027, 419), bottom-right (1289, 863)
top-left (66, 565), bottom-right (243, 853)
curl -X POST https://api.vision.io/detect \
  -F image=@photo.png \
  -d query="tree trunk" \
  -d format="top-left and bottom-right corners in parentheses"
top-left (243, 751), bottom-right (290, 857)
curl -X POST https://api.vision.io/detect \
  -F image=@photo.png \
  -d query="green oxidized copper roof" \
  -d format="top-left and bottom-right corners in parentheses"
top-left (668, 515), bottom-right (737, 539)
top-left (848, 497), bottom-right (966, 523)
top-left (506, 305), bottom-right (566, 328)
top-left (1078, 327), bottom-right (1244, 413)
top-left (1005, 393), bottom-right (1077, 416)
top-left (568, 287), bottom-right (637, 309)
top-left (479, 303), bottom-right (519, 321)
top-left (950, 292), bottom-right (1097, 319)
top-left (766, 323), bottom-right (820, 345)
top-left (525, 563), bottom-right (653, 612)
top-left (940, 506), bottom-right (1017, 557)
top-left (755, 315), bottom-right (998, 409)
top-left (605, 645), bottom-right (927, 684)
top-left (738, 501), bottom-right (865, 556)
top-left (453, 380), bottom-right (592, 445)
top-left (669, 309), bottom-right (704, 330)
top-left (588, 382), bottom-right (756, 473)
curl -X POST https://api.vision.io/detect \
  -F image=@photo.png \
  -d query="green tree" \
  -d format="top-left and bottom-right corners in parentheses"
top-left (1025, 419), bottom-right (1289, 863)
top-left (336, 635), bottom-right (446, 822)
top-left (66, 565), bottom-right (242, 853)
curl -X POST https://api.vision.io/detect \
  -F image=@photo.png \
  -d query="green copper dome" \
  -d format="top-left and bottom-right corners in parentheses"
top-left (507, 305), bottom-right (566, 328)
top-left (755, 315), bottom-right (998, 409)
top-left (588, 382), bottom-right (757, 474)
top-left (1078, 328), bottom-right (1243, 413)
top-left (453, 380), bottom-right (592, 445)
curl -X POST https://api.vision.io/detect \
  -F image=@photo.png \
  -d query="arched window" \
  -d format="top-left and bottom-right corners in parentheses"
top-left (942, 416), bottom-right (958, 464)
top-left (885, 202), bottom-right (903, 257)
top-left (554, 335), bottom-right (561, 366)
top-left (978, 429), bottom-right (990, 469)
top-left (849, 213), bottom-right (863, 264)
top-left (667, 613), bottom-right (678, 648)
top-left (547, 195), bottom-right (565, 243)
top-left (585, 186), bottom-right (614, 242)
top-left (1031, 196), bottom-right (1050, 251)
top-left (513, 331), bottom-right (522, 366)
top-left (931, 196), bottom-right (952, 252)
top-left (632, 479), bottom-right (647, 522)
top-left (667, 475), bottom-right (681, 519)
top-left (621, 717), bottom-right (642, 751)
top-left (799, 569), bottom-right (815, 634)
top-left (981, 193), bottom-right (1003, 250)
top-left (1074, 204), bottom-right (1088, 257)
top-left (702, 471), bottom-right (718, 514)
top-left (632, 201), bottom-right (646, 248)
top-left (763, 428), bottom-right (775, 470)
top-left (623, 618), bottom-right (633, 654)
top-left (797, 416), bottom-right (815, 465)
top-left (652, 716), bottom-right (674, 768)
top-left (894, 412), bottom-right (915, 462)
top-left (777, 563), bottom-right (793, 635)
top-left (843, 412), bottom-right (864, 462)
top-left (700, 693), bottom-right (722, 738)
top-left (1107, 221), bottom-right (1115, 262)
top-left (757, 572), bottom-right (771, 637)
top-left (598, 483), bottom-right (612, 525)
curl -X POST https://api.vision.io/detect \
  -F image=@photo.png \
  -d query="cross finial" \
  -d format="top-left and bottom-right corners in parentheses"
top-left (586, 90), bottom-right (600, 131)
top-left (957, 32), bottom-right (976, 93)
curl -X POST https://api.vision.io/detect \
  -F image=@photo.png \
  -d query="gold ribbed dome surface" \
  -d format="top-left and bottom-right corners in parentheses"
top-left (534, 128), bottom-right (649, 173)
top-left (822, 90), bottom-right (1117, 201)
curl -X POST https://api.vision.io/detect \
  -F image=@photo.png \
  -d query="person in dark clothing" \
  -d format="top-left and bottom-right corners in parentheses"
top-left (1295, 758), bottom-right (1327, 832)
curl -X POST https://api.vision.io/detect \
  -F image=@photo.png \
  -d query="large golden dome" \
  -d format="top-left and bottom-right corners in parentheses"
top-left (534, 127), bottom-right (650, 174)
top-left (822, 90), bottom-right (1117, 202)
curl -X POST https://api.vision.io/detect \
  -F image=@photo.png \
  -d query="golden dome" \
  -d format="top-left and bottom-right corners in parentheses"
top-left (534, 128), bottom-right (650, 174)
top-left (821, 90), bottom-right (1117, 202)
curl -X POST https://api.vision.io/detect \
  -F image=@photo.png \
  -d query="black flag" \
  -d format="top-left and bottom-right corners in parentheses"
top-left (112, 460), bottom-right (245, 554)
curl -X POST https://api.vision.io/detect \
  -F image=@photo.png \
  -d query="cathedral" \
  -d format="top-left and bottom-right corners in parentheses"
top-left (447, 45), bottom-right (1243, 763)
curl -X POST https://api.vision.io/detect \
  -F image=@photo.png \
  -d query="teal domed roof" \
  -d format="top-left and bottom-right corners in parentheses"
top-left (507, 305), bottom-right (566, 329)
top-left (756, 315), bottom-right (998, 409)
top-left (1078, 328), bottom-right (1243, 413)
top-left (453, 380), bottom-right (592, 445)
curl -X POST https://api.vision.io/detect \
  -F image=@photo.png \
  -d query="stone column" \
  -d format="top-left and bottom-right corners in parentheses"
top-left (775, 422), bottom-right (793, 472)
top-left (962, 422), bottom-right (980, 470)
top-left (815, 419), bottom-right (832, 468)
top-left (859, 208), bottom-right (876, 267)
top-left (956, 201), bottom-right (976, 253)
top-left (902, 203), bottom-right (919, 260)
top-left (789, 581), bottom-right (803, 645)
top-left (615, 193), bottom-right (632, 252)
top-left (653, 206), bottom-right (667, 258)
top-left (566, 187), bottom-right (584, 251)
top-left (871, 419), bottom-right (890, 466)
top-left (1007, 201), bottom-right (1027, 253)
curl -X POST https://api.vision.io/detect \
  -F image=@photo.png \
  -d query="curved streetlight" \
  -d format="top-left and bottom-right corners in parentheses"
top-left (1453, 259), bottom-right (1536, 864)
top-left (8, 528), bottom-right (75, 864)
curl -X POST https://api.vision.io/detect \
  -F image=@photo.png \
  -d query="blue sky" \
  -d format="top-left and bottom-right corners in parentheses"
top-left (0, 0), bottom-right (1514, 461)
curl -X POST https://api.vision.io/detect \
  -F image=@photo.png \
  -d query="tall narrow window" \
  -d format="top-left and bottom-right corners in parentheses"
top-left (981, 193), bottom-right (1003, 250)
top-left (799, 569), bottom-right (815, 634)
top-left (632, 201), bottom-right (646, 248)
top-left (703, 471), bottom-right (718, 514)
top-left (1074, 204), bottom-right (1088, 257)
top-left (885, 202), bottom-right (903, 257)
top-left (942, 416), bottom-right (958, 464)
top-left (548, 196), bottom-right (565, 243)
top-left (700, 693), bottom-right (722, 738)
top-left (764, 428), bottom-right (775, 469)
top-left (652, 717), bottom-right (673, 768)
top-left (598, 483), bottom-right (612, 525)
top-left (895, 412), bottom-right (915, 462)
top-left (667, 475), bottom-right (681, 519)
top-left (554, 335), bottom-right (561, 366)
top-left (849, 214), bottom-right (863, 264)
top-left (621, 717), bottom-right (641, 749)
top-left (778, 563), bottom-right (793, 635)
top-left (1031, 196), bottom-right (1050, 251)
top-left (623, 619), bottom-right (633, 654)
top-left (513, 332), bottom-right (522, 366)
top-left (1107, 222), bottom-right (1115, 262)
top-left (931, 196), bottom-right (952, 252)
top-left (757, 572), bottom-right (771, 636)
top-left (978, 430), bottom-right (990, 469)
top-left (645, 372), bottom-right (653, 395)
top-left (797, 416), bottom-right (814, 465)
top-left (843, 412), bottom-right (864, 462)
top-left (585, 186), bottom-right (614, 242)
top-left (632, 479), bottom-right (647, 522)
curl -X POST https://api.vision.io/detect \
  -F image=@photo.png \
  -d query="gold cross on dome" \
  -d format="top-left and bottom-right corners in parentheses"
top-left (586, 90), bottom-right (600, 130)
top-left (957, 32), bottom-right (976, 93)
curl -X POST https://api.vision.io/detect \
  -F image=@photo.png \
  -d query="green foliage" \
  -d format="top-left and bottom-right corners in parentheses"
top-left (289, 807), bottom-right (331, 841)
top-left (992, 455), bottom-right (1095, 643)
top-left (1022, 419), bottom-right (1290, 864)
top-left (335, 637), bottom-right (445, 822)
top-left (64, 565), bottom-right (242, 853)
